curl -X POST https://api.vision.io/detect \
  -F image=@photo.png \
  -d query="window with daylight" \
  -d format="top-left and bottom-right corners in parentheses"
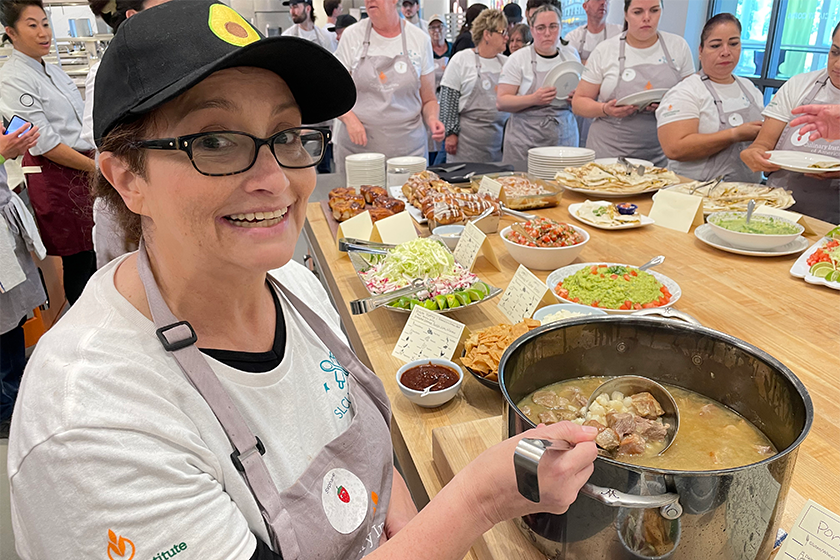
top-left (711, 0), bottom-right (840, 102)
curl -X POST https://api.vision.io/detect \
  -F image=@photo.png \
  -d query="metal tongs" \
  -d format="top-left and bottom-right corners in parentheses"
top-left (338, 237), bottom-right (396, 256)
top-left (500, 203), bottom-right (537, 221)
top-left (618, 156), bottom-right (645, 176)
top-left (349, 278), bottom-right (432, 315)
top-left (689, 175), bottom-right (724, 195)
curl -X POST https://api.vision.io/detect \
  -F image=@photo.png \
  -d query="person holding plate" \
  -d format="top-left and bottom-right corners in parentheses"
top-left (439, 9), bottom-right (509, 163)
top-left (655, 14), bottom-right (764, 182)
top-left (7, 3), bottom-right (599, 559)
top-left (741, 21), bottom-right (840, 224)
top-left (497, 4), bottom-right (581, 171)
top-left (572, 0), bottom-right (694, 166)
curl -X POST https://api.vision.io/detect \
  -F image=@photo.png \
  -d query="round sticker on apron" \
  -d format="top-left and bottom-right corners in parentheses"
top-left (481, 79), bottom-right (492, 90)
top-left (791, 127), bottom-right (810, 147)
top-left (322, 468), bottom-right (368, 534)
top-left (19, 93), bottom-right (34, 107)
top-left (622, 68), bottom-right (636, 82)
top-left (728, 113), bottom-right (744, 127)
top-left (394, 61), bottom-right (408, 74)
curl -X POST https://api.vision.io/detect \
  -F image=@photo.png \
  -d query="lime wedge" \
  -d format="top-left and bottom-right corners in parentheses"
top-left (828, 270), bottom-right (840, 283)
top-left (811, 266), bottom-right (832, 279)
top-left (810, 262), bottom-right (834, 275)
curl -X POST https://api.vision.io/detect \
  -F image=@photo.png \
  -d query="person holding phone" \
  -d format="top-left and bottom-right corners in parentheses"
top-left (0, 0), bottom-right (97, 305)
top-left (0, 117), bottom-right (41, 436)
top-left (7, 3), bottom-right (597, 557)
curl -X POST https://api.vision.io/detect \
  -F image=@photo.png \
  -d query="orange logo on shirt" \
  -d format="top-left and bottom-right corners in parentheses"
top-left (371, 491), bottom-right (379, 514)
top-left (644, 81), bottom-right (653, 90)
top-left (379, 71), bottom-right (388, 83)
top-left (107, 530), bottom-right (135, 560)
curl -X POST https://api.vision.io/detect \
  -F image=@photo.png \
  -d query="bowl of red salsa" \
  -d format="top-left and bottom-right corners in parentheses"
top-left (501, 217), bottom-right (589, 270)
top-left (396, 358), bottom-right (463, 408)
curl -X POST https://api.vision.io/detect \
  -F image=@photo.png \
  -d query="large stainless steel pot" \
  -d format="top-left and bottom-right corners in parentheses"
top-left (499, 315), bottom-right (812, 560)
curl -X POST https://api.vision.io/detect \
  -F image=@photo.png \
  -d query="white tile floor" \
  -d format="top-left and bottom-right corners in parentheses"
top-left (0, 173), bottom-right (342, 559)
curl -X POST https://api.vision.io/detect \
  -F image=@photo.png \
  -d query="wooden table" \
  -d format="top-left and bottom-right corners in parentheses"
top-left (303, 190), bottom-right (840, 557)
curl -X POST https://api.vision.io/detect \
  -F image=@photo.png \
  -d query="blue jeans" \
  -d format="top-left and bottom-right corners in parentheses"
top-left (1, 317), bottom-right (27, 421)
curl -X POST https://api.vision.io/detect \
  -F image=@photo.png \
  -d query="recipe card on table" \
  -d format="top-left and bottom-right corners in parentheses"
top-left (335, 210), bottom-right (374, 251)
top-left (649, 190), bottom-right (704, 233)
top-left (371, 211), bottom-right (418, 245)
top-left (453, 221), bottom-right (501, 271)
top-left (497, 264), bottom-right (556, 324)
top-left (754, 204), bottom-right (817, 235)
top-left (392, 305), bottom-right (468, 363)
top-left (478, 176), bottom-right (503, 198)
top-left (777, 500), bottom-right (840, 560)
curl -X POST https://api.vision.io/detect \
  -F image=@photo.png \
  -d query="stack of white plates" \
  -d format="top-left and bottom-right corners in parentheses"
top-left (346, 153), bottom-right (386, 188)
top-left (527, 147), bottom-right (595, 180)
top-left (387, 156), bottom-right (427, 174)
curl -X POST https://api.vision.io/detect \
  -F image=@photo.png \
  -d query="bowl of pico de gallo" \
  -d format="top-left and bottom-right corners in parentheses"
top-left (500, 217), bottom-right (589, 270)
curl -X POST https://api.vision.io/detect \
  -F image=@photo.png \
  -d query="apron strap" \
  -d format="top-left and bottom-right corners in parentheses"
top-left (360, 19), bottom-right (374, 62)
top-left (802, 71), bottom-right (830, 105)
top-left (656, 33), bottom-right (678, 73)
top-left (474, 48), bottom-right (481, 73)
top-left (699, 71), bottom-right (728, 129)
top-left (400, 19), bottom-right (409, 57)
top-left (135, 242), bottom-right (286, 549)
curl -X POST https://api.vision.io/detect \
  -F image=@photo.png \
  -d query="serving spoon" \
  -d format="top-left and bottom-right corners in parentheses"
top-left (745, 199), bottom-right (756, 225)
top-left (511, 222), bottom-right (540, 245)
top-left (638, 255), bottom-right (665, 272)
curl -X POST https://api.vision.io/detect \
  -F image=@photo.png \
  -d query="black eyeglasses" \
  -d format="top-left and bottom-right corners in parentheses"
top-left (135, 127), bottom-right (330, 177)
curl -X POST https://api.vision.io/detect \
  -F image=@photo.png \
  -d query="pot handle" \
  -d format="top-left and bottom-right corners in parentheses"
top-left (631, 307), bottom-right (701, 325)
top-left (514, 438), bottom-right (683, 519)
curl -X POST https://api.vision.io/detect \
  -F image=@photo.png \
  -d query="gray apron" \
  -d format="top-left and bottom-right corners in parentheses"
top-left (448, 50), bottom-right (509, 163)
top-left (767, 70), bottom-right (840, 224)
top-left (669, 72), bottom-right (763, 183)
top-left (574, 29), bottom-right (607, 148)
top-left (427, 52), bottom-right (449, 153)
top-left (586, 33), bottom-right (682, 167)
top-left (0, 168), bottom-right (46, 334)
top-left (136, 243), bottom-right (394, 560)
top-left (335, 20), bottom-right (427, 174)
top-left (502, 45), bottom-right (580, 172)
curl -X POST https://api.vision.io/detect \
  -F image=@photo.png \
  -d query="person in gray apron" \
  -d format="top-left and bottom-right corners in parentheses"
top-left (334, 15), bottom-right (444, 175)
top-left (659, 71), bottom-right (764, 182)
top-left (576, 32), bottom-right (682, 166)
top-left (428, 15), bottom-right (451, 165)
top-left (498, 4), bottom-right (580, 172)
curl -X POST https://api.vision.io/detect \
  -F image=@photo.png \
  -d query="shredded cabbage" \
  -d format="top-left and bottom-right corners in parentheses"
top-left (377, 238), bottom-right (455, 285)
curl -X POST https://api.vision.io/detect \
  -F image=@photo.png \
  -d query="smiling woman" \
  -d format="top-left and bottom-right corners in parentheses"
top-left (6, 3), bottom-right (599, 560)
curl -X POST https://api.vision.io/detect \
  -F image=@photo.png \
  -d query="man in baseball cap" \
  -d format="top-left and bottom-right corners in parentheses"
top-left (401, 0), bottom-right (429, 34)
top-left (281, 0), bottom-right (337, 51)
top-left (327, 13), bottom-right (357, 41)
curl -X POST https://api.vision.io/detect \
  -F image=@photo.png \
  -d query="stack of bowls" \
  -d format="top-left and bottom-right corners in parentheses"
top-left (528, 147), bottom-right (595, 180)
top-left (387, 156), bottom-right (427, 187)
top-left (346, 153), bottom-right (386, 188)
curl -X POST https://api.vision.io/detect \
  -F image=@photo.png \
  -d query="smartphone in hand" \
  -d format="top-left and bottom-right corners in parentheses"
top-left (4, 115), bottom-right (29, 135)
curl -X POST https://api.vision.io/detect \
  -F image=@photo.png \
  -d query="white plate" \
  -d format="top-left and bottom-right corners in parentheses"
top-left (766, 151), bottom-right (840, 174)
top-left (615, 88), bottom-right (669, 108)
top-left (346, 152), bottom-right (385, 162)
top-left (593, 157), bottom-right (655, 167)
top-left (789, 237), bottom-right (840, 290)
top-left (694, 224), bottom-right (809, 257)
top-left (559, 182), bottom-right (664, 198)
top-left (388, 186), bottom-right (427, 224)
top-left (529, 147), bottom-right (596, 159)
top-left (546, 262), bottom-right (681, 314)
top-left (544, 63), bottom-right (583, 100)
top-left (568, 201), bottom-right (654, 230)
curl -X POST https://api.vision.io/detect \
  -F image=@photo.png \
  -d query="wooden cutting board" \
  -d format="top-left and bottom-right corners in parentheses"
top-left (432, 417), bottom-right (801, 560)
top-left (431, 416), bottom-right (547, 560)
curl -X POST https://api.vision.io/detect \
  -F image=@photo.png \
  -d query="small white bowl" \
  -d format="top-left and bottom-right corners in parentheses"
top-left (396, 358), bottom-right (463, 408)
top-left (533, 303), bottom-right (608, 323)
top-left (432, 225), bottom-right (465, 250)
top-left (500, 224), bottom-right (589, 271)
top-left (707, 211), bottom-right (804, 250)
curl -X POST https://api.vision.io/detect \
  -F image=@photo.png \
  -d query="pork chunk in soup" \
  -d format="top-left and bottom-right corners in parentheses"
top-left (517, 376), bottom-right (778, 471)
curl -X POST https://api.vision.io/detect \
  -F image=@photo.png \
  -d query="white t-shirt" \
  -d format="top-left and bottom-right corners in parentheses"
top-left (763, 69), bottom-right (840, 123)
top-left (408, 17), bottom-right (429, 34)
top-left (282, 23), bottom-right (338, 52)
top-left (8, 255), bottom-right (355, 559)
top-left (81, 59), bottom-right (99, 149)
top-left (581, 32), bottom-right (695, 101)
top-left (564, 23), bottom-right (622, 59)
top-left (335, 19), bottom-right (435, 78)
top-left (656, 73), bottom-right (765, 133)
top-left (499, 44), bottom-right (582, 96)
top-left (440, 49), bottom-right (507, 111)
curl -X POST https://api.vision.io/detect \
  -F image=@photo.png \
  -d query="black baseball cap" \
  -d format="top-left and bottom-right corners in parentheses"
top-left (402, 0), bottom-right (418, 5)
top-left (93, 0), bottom-right (355, 146)
top-left (503, 3), bottom-right (523, 23)
top-left (328, 14), bottom-right (357, 32)
top-left (282, 0), bottom-right (312, 5)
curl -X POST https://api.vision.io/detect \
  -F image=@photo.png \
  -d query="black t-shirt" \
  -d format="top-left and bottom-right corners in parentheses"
top-left (199, 285), bottom-right (286, 372)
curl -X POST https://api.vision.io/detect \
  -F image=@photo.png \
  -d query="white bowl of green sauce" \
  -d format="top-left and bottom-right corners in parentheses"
top-left (707, 211), bottom-right (804, 250)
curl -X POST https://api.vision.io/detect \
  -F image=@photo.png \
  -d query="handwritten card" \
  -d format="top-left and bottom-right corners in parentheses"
top-left (452, 221), bottom-right (501, 271)
top-left (777, 500), bottom-right (840, 560)
top-left (370, 211), bottom-right (418, 245)
top-left (497, 264), bottom-right (557, 323)
top-left (478, 176), bottom-right (503, 199)
top-left (754, 204), bottom-right (817, 235)
top-left (392, 305), bottom-right (467, 363)
top-left (336, 211), bottom-right (373, 252)
top-left (649, 190), bottom-right (705, 233)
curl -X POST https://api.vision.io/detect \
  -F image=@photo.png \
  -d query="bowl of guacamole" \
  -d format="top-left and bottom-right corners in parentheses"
top-left (546, 263), bottom-right (681, 314)
top-left (708, 211), bottom-right (804, 250)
